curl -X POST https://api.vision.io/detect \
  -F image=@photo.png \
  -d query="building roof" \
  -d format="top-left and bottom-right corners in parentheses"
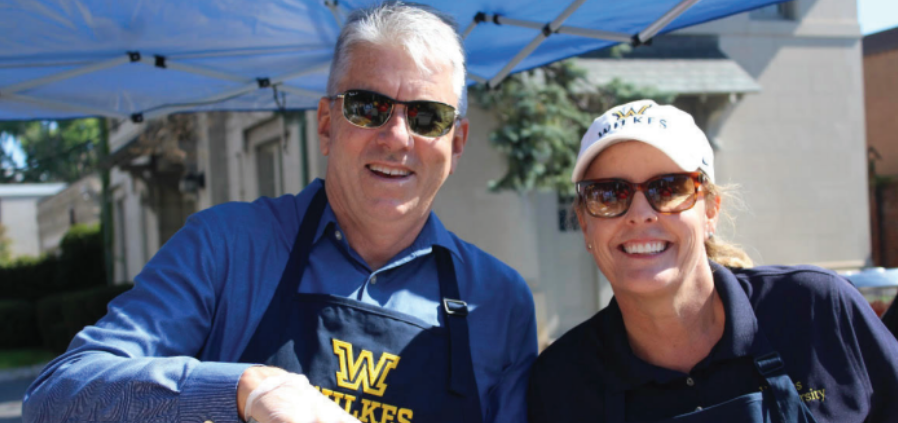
top-left (573, 58), bottom-right (761, 95)
top-left (0, 183), bottom-right (67, 198)
top-left (864, 26), bottom-right (898, 56)
top-left (570, 34), bottom-right (760, 96)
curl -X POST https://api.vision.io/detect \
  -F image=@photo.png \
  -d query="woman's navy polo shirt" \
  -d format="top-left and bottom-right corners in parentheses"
top-left (528, 262), bottom-right (898, 423)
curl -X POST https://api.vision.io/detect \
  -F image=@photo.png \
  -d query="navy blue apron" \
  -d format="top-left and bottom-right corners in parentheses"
top-left (238, 185), bottom-right (483, 423)
top-left (604, 307), bottom-right (818, 422)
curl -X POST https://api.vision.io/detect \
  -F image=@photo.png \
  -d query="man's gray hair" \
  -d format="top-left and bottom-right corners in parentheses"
top-left (326, 1), bottom-right (468, 116)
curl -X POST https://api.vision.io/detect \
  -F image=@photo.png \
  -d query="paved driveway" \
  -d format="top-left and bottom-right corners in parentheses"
top-left (0, 376), bottom-right (35, 423)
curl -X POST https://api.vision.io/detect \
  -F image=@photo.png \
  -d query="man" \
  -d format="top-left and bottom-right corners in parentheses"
top-left (23, 3), bottom-right (537, 423)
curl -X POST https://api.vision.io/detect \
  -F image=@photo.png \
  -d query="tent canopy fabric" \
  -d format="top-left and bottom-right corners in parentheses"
top-left (0, 0), bottom-right (786, 121)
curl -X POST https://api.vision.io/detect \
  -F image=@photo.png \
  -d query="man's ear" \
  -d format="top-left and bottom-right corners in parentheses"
top-left (317, 97), bottom-right (333, 156)
top-left (449, 117), bottom-right (469, 174)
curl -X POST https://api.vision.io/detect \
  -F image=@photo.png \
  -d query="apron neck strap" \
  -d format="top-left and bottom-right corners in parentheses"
top-left (435, 246), bottom-right (480, 402)
top-left (281, 183), bottom-right (328, 296)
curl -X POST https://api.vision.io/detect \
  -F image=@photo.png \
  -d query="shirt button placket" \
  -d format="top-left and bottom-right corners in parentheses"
top-left (370, 275), bottom-right (377, 285)
top-left (335, 230), bottom-right (343, 241)
top-left (685, 377), bottom-right (700, 412)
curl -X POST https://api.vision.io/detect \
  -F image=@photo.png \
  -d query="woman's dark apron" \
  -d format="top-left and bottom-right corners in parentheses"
top-left (238, 186), bottom-right (483, 423)
top-left (604, 302), bottom-right (819, 422)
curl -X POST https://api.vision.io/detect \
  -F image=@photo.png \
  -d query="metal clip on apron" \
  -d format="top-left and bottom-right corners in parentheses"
top-left (239, 185), bottom-right (484, 423)
top-left (604, 314), bottom-right (818, 422)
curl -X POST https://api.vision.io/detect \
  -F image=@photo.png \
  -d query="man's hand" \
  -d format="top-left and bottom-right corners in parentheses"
top-left (237, 366), bottom-right (360, 423)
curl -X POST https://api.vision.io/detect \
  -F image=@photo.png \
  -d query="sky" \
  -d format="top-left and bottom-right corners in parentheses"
top-left (858, 0), bottom-right (898, 35)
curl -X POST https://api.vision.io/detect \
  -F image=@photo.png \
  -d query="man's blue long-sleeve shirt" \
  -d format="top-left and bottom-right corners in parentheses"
top-left (24, 179), bottom-right (538, 423)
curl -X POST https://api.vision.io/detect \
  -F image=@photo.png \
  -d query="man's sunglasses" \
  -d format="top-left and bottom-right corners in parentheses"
top-left (331, 89), bottom-right (459, 138)
top-left (576, 172), bottom-right (707, 218)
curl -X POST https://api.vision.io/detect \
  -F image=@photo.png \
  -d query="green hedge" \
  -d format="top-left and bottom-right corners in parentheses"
top-left (0, 300), bottom-right (42, 348)
top-left (35, 283), bottom-right (133, 353)
top-left (56, 223), bottom-right (106, 291)
top-left (0, 257), bottom-right (60, 301)
top-left (0, 223), bottom-right (106, 302)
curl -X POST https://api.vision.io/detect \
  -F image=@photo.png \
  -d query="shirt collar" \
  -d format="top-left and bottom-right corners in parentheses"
top-left (599, 262), bottom-right (761, 392)
top-left (311, 201), bottom-right (464, 265)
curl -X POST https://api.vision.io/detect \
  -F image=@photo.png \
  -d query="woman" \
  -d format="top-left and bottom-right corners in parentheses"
top-left (528, 100), bottom-right (898, 423)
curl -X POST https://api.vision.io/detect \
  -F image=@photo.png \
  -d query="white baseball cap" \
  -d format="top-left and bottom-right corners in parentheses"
top-left (571, 100), bottom-right (715, 183)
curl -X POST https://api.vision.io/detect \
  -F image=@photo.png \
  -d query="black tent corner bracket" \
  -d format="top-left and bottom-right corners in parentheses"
top-left (257, 78), bottom-right (271, 88)
top-left (127, 51), bottom-right (141, 62)
top-left (631, 34), bottom-right (653, 47)
top-left (131, 113), bottom-right (144, 123)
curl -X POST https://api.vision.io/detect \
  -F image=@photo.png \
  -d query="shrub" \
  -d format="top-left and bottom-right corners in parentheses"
top-left (55, 223), bottom-right (106, 291)
top-left (0, 256), bottom-right (60, 301)
top-left (0, 300), bottom-right (42, 348)
top-left (0, 223), bottom-right (105, 301)
top-left (35, 283), bottom-right (133, 353)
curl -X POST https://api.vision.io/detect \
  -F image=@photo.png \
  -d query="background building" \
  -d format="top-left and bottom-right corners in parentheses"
top-left (0, 183), bottom-right (66, 259)
top-left (36, 175), bottom-right (102, 254)
top-left (863, 26), bottom-right (898, 267)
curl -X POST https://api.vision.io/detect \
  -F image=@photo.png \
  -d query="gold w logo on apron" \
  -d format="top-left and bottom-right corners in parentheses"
top-left (332, 338), bottom-right (401, 397)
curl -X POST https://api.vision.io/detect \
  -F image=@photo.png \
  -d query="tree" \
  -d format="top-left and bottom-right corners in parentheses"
top-left (0, 118), bottom-right (102, 183)
top-left (471, 59), bottom-right (675, 196)
top-left (0, 224), bottom-right (12, 266)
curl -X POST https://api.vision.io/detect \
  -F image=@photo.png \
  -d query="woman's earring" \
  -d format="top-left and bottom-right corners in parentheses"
top-left (587, 243), bottom-right (593, 250)
top-left (707, 231), bottom-right (715, 239)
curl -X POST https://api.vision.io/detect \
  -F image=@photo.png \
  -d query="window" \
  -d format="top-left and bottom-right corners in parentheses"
top-left (558, 195), bottom-right (580, 232)
top-left (114, 199), bottom-right (128, 282)
top-left (749, 1), bottom-right (796, 21)
top-left (256, 139), bottom-right (284, 198)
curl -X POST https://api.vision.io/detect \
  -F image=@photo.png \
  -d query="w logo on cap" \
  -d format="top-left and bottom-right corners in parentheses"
top-left (332, 338), bottom-right (401, 397)
top-left (612, 104), bottom-right (652, 120)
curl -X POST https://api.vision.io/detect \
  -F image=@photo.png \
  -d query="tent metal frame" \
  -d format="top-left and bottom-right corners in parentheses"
top-left (0, 0), bottom-right (699, 122)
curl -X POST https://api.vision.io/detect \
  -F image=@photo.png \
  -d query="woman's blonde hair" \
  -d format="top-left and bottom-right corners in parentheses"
top-left (573, 177), bottom-right (754, 269)
top-left (701, 181), bottom-right (753, 268)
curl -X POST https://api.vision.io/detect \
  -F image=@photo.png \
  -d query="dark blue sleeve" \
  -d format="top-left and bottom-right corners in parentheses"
top-left (836, 279), bottom-right (898, 421)
top-left (22, 211), bottom-right (253, 423)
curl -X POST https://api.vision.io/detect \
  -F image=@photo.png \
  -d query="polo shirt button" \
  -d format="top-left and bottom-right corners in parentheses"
top-left (686, 377), bottom-right (695, 387)
top-left (370, 275), bottom-right (377, 284)
top-left (695, 406), bottom-right (703, 411)
top-left (335, 231), bottom-right (343, 241)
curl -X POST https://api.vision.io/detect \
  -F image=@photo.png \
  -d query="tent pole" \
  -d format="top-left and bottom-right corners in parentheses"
top-left (278, 85), bottom-right (325, 98)
top-left (468, 73), bottom-right (488, 85)
top-left (461, 21), bottom-right (478, 39)
top-left (142, 63), bottom-right (330, 120)
top-left (324, 1), bottom-right (343, 28)
top-left (636, 0), bottom-right (701, 44)
top-left (555, 27), bottom-right (632, 43)
top-left (488, 0), bottom-right (587, 87)
top-left (0, 56), bottom-right (129, 95)
top-left (473, 14), bottom-right (632, 43)
top-left (1, 93), bottom-right (127, 119)
top-left (138, 57), bottom-right (247, 82)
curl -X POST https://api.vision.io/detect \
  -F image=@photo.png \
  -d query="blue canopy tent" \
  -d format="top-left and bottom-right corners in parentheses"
top-left (0, 0), bottom-right (787, 122)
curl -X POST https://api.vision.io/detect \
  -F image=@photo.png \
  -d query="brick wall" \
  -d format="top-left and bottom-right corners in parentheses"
top-left (872, 180), bottom-right (898, 267)
top-left (864, 48), bottom-right (898, 177)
